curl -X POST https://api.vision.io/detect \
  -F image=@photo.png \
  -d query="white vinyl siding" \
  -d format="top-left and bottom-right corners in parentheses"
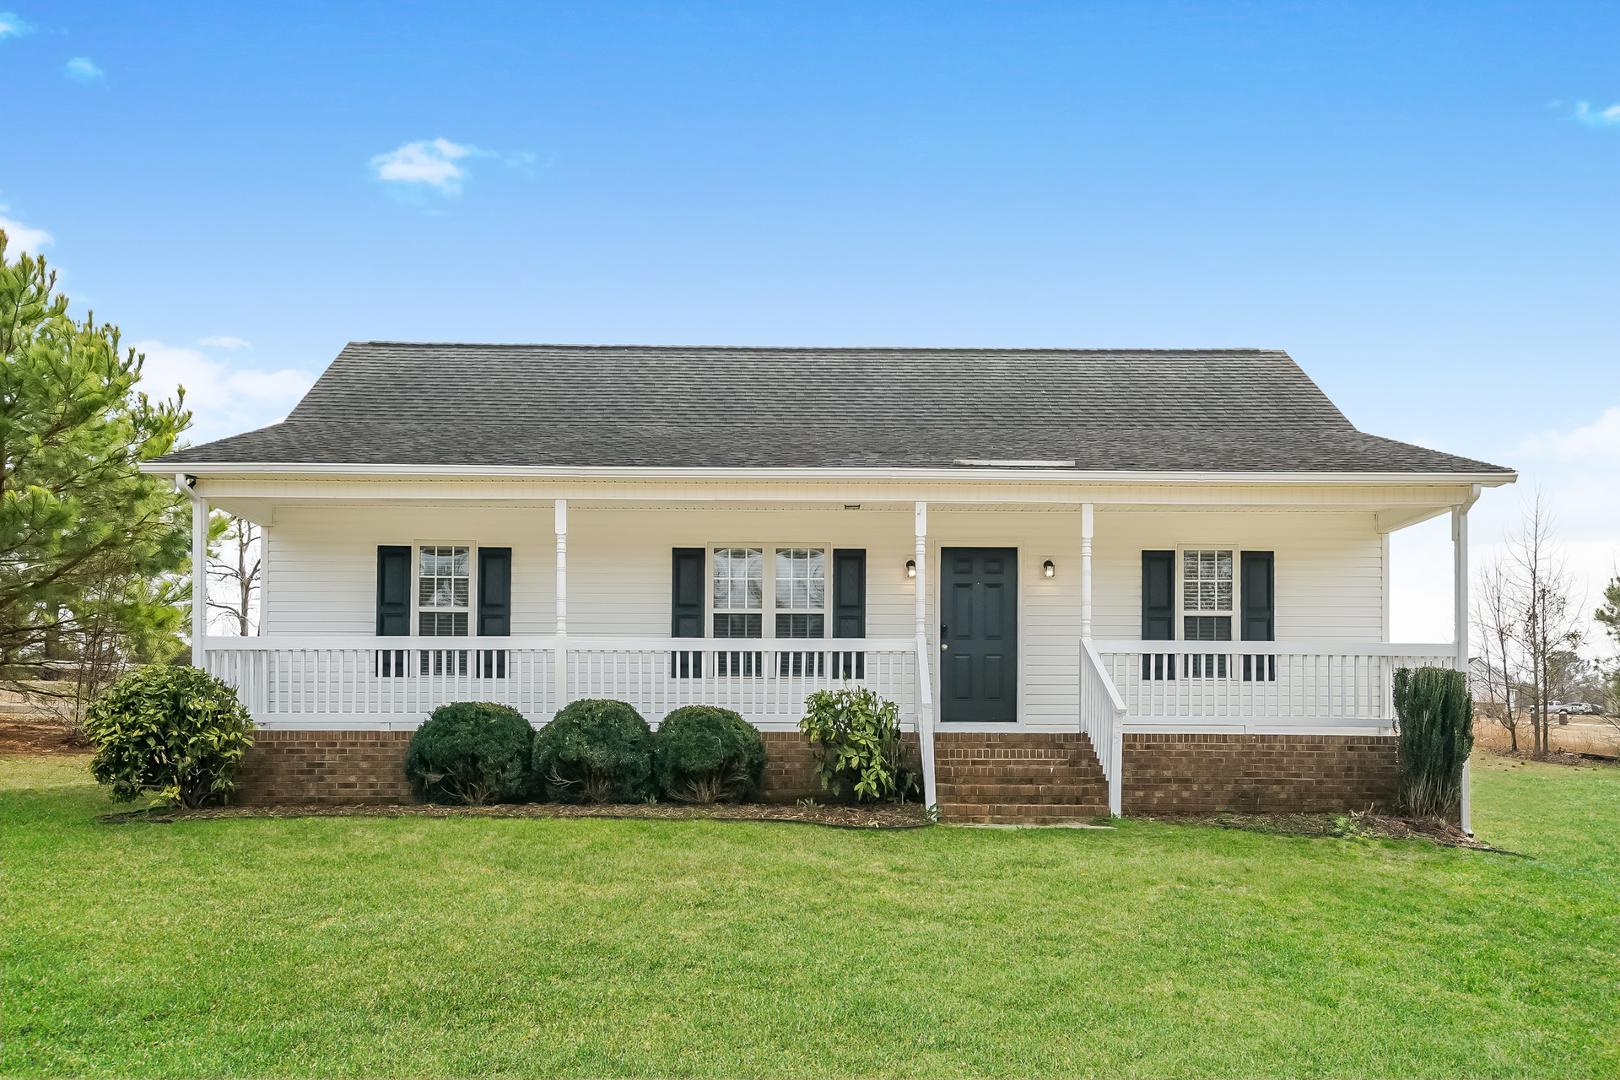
top-left (261, 503), bottom-right (1385, 731)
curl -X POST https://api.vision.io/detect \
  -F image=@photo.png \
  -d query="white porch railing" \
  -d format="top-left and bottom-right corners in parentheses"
top-left (203, 635), bottom-right (919, 730)
top-left (1078, 639), bottom-right (1128, 815)
top-left (562, 637), bottom-right (918, 728)
top-left (1090, 640), bottom-right (1456, 732)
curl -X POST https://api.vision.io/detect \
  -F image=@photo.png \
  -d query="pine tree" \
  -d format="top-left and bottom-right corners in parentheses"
top-left (0, 229), bottom-right (192, 699)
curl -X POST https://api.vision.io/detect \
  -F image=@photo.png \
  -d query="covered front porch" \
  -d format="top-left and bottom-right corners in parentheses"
top-left (183, 474), bottom-right (1479, 821)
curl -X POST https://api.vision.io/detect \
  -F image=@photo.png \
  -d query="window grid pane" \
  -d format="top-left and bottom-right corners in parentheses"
top-left (1182, 548), bottom-right (1234, 614)
top-left (712, 547), bottom-right (763, 612)
top-left (418, 545), bottom-right (470, 639)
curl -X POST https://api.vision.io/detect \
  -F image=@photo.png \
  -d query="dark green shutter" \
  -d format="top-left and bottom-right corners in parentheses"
top-left (1142, 551), bottom-right (1175, 639)
top-left (671, 548), bottom-right (704, 678)
top-left (376, 546), bottom-right (411, 636)
top-left (1142, 550), bottom-right (1176, 680)
top-left (478, 547), bottom-right (512, 636)
top-left (832, 549), bottom-right (866, 638)
top-left (832, 549), bottom-right (866, 679)
top-left (1241, 550), bottom-right (1275, 682)
top-left (1240, 551), bottom-right (1275, 641)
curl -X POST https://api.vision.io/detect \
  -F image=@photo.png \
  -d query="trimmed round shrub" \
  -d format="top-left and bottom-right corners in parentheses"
top-left (531, 699), bottom-right (654, 803)
top-left (654, 706), bottom-right (765, 803)
top-left (405, 702), bottom-right (533, 805)
top-left (83, 665), bottom-right (255, 808)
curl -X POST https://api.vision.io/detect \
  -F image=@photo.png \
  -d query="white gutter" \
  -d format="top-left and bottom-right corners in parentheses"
top-left (140, 461), bottom-right (1517, 486)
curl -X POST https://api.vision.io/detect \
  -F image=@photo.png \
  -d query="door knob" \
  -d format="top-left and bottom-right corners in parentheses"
top-left (941, 643), bottom-right (949, 650)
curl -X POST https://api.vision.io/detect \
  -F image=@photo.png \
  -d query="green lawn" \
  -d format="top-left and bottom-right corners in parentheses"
top-left (3, 755), bottom-right (1616, 1079)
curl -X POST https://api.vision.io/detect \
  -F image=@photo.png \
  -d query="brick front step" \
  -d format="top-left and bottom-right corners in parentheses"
top-left (933, 731), bottom-right (1109, 824)
top-left (938, 801), bottom-right (1110, 825)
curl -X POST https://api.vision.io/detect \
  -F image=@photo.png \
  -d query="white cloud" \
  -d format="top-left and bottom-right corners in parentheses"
top-left (131, 340), bottom-right (316, 444)
top-left (367, 137), bottom-right (535, 198)
top-left (1520, 405), bottom-right (1620, 463)
top-left (198, 335), bottom-right (252, 351)
top-left (369, 137), bottom-right (477, 194)
top-left (0, 207), bottom-right (51, 255)
top-left (0, 11), bottom-right (32, 41)
top-left (63, 57), bottom-right (104, 83)
top-left (1573, 101), bottom-right (1620, 129)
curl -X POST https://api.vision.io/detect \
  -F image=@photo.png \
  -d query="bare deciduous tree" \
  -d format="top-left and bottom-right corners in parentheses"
top-left (206, 514), bottom-right (261, 636)
top-left (1473, 555), bottom-right (1522, 752)
top-left (1505, 492), bottom-right (1585, 756)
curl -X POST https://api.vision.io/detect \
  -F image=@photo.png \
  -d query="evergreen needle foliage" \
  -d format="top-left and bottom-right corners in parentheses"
top-left (0, 230), bottom-right (192, 695)
top-left (1392, 665), bottom-right (1474, 821)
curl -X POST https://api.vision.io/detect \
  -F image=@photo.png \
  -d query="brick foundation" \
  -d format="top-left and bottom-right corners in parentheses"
top-left (1122, 733), bottom-right (1398, 815)
top-left (234, 727), bottom-right (1394, 814)
top-left (233, 728), bottom-right (910, 806)
top-left (235, 730), bottom-right (414, 805)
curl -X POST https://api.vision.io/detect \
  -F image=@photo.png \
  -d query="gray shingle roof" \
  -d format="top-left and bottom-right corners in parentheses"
top-left (157, 343), bottom-right (1512, 475)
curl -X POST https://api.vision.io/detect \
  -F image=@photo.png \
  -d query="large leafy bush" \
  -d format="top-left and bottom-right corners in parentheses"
top-left (799, 687), bottom-right (918, 803)
top-left (404, 701), bottom-right (533, 805)
top-left (83, 664), bottom-right (255, 807)
top-left (531, 699), bottom-right (655, 803)
top-left (654, 706), bottom-right (764, 803)
top-left (1393, 665), bottom-right (1474, 821)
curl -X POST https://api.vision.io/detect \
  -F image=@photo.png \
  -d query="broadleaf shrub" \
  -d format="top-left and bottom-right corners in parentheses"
top-left (83, 665), bottom-right (255, 808)
top-left (799, 686), bottom-right (918, 803)
top-left (532, 699), bottom-right (655, 803)
top-left (404, 701), bottom-right (533, 805)
top-left (1392, 665), bottom-right (1474, 821)
top-left (654, 706), bottom-right (764, 803)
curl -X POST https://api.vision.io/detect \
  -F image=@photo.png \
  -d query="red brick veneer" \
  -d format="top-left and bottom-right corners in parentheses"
top-left (1121, 732), bottom-right (1398, 814)
top-left (233, 728), bottom-right (912, 806)
top-left (234, 730), bottom-right (414, 805)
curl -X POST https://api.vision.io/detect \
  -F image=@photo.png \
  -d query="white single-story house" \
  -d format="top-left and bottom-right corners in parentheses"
top-left (146, 343), bottom-right (1514, 824)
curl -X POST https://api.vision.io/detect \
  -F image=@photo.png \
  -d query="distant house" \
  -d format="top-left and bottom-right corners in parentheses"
top-left (148, 344), bottom-right (1514, 824)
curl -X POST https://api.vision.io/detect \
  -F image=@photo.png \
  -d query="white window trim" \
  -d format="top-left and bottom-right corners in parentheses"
top-left (412, 540), bottom-right (476, 638)
top-left (1174, 544), bottom-right (1240, 642)
top-left (704, 541), bottom-right (832, 641)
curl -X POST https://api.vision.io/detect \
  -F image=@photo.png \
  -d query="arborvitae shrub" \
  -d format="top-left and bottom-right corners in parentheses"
top-left (1392, 665), bottom-right (1474, 821)
top-left (653, 706), bottom-right (765, 803)
top-left (404, 702), bottom-right (533, 805)
top-left (531, 699), bottom-right (655, 803)
top-left (83, 665), bottom-right (255, 808)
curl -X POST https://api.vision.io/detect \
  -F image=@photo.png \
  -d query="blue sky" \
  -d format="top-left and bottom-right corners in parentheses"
top-left (2, 1), bottom-right (1616, 648)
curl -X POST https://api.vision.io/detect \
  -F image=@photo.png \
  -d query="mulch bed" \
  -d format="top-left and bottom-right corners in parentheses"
top-left (1152, 810), bottom-right (1509, 852)
top-left (103, 800), bottom-right (932, 829)
top-left (0, 715), bottom-right (91, 755)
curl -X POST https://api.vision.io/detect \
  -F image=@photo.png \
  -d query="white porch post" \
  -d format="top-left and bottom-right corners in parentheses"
top-left (184, 477), bottom-right (208, 668)
top-left (1080, 502), bottom-right (1095, 639)
top-left (914, 501), bottom-right (937, 808)
top-left (554, 499), bottom-right (568, 716)
top-left (1453, 496), bottom-right (1473, 835)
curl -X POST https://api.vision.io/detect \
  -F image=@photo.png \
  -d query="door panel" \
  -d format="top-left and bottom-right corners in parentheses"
top-left (940, 548), bottom-right (1018, 723)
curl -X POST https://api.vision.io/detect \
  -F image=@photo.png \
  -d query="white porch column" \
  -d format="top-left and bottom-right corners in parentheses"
top-left (913, 502), bottom-right (928, 640)
top-left (1453, 497), bottom-right (1473, 835)
top-left (1080, 503), bottom-right (1095, 639)
top-left (914, 501), bottom-right (937, 808)
top-left (554, 499), bottom-right (568, 715)
top-left (186, 478), bottom-right (208, 667)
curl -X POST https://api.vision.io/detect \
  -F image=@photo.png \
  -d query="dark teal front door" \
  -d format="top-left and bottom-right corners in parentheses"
top-left (940, 548), bottom-right (1018, 723)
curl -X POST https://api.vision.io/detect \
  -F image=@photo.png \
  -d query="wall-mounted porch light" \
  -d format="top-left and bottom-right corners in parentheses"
top-left (1043, 559), bottom-right (1056, 578)
top-left (906, 559), bottom-right (917, 579)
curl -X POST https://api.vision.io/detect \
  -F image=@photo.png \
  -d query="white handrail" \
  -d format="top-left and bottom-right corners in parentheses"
top-left (1079, 638), bottom-right (1127, 816)
top-left (1090, 639), bottom-right (1454, 657)
top-left (915, 632), bottom-right (936, 809)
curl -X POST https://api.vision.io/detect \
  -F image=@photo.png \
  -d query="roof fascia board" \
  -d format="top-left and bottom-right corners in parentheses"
top-left (141, 460), bottom-right (1516, 487)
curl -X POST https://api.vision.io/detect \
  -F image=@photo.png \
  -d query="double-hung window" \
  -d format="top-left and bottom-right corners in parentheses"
top-left (1180, 548), bottom-right (1233, 677)
top-left (708, 545), bottom-right (828, 675)
top-left (419, 544), bottom-right (470, 675)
